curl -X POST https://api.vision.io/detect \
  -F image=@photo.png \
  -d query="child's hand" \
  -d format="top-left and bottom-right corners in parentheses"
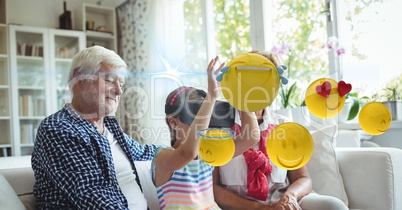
top-left (207, 56), bottom-right (225, 100)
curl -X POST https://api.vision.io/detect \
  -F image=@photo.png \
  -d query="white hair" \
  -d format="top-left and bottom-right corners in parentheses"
top-left (68, 45), bottom-right (128, 84)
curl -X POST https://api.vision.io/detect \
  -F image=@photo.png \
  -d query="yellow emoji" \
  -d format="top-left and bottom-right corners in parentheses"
top-left (266, 123), bottom-right (313, 170)
top-left (198, 128), bottom-right (235, 166)
top-left (359, 102), bottom-right (392, 135)
top-left (219, 53), bottom-right (281, 112)
top-left (305, 78), bottom-right (352, 118)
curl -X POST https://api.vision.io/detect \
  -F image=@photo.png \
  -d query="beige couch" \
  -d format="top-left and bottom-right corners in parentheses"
top-left (1, 125), bottom-right (402, 210)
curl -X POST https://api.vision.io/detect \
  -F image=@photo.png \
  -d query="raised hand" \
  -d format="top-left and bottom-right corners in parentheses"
top-left (207, 56), bottom-right (225, 100)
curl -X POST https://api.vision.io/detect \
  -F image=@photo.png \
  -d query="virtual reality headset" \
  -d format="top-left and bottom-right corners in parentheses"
top-left (165, 98), bottom-right (235, 128)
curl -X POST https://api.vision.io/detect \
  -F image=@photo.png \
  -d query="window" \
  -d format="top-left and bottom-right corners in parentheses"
top-left (181, 0), bottom-right (401, 107)
top-left (269, 0), bottom-right (329, 108)
top-left (182, 0), bottom-right (251, 90)
top-left (184, 0), bottom-right (251, 64)
top-left (182, 0), bottom-right (330, 108)
top-left (335, 0), bottom-right (402, 100)
top-left (213, 0), bottom-right (251, 61)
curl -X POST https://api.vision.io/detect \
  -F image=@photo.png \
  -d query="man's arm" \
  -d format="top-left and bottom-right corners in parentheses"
top-left (212, 167), bottom-right (275, 210)
top-left (123, 133), bottom-right (159, 161)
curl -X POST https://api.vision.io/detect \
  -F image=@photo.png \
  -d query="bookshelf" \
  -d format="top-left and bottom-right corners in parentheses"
top-left (0, 23), bottom-right (11, 157)
top-left (49, 29), bottom-right (85, 111)
top-left (8, 25), bottom-right (85, 156)
top-left (83, 4), bottom-right (117, 51)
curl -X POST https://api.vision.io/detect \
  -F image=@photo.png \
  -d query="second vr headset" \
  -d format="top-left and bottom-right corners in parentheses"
top-left (165, 89), bottom-right (235, 128)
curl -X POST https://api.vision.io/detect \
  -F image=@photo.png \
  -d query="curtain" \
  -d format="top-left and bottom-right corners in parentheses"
top-left (116, 0), bottom-right (187, 146)
top-left (116, 0), bottom-right (148, 143)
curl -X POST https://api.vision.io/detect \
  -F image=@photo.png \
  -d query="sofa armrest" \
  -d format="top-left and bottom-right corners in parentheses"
top-left (0, 155), bottom-right (31, 170)
top-left (336, 147), bottom-right (402, 210)
top-left (0, 167), bottom-right (35, 195)
top-left (0, 167), bottom-right (36, 210)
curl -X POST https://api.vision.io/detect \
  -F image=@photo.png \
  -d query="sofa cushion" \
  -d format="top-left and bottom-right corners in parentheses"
top-left (336, 129), bottom-right (361, 147)
top-left (0, 173), bottom-right (26, 210)
top-left (306, 124), bottom-right (349, 206)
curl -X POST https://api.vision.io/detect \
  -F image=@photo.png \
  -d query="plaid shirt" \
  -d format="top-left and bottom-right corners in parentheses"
top-left (32, 104), bottom-right (157, 209)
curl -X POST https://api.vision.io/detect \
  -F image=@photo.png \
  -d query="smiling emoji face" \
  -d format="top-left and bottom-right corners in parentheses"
top-left (266, 123), bottom-right (313, 170)
top-left (198, 129), bottom-right (235, 166)
top-left (305, 78), bottom-right (352, 119)
top-left (358, 102), bottom-right (392, 135)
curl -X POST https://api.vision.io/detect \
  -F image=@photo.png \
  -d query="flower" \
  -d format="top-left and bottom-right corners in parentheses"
top-left (327, 36), bottom-right (345, 57)
top-left (271, 44), bottom-right (291, 56)
top-left (336, 47), bottom-right (346, 56)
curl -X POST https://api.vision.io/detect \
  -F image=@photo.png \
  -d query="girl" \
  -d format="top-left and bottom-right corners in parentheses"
top-left (152, 56), bottom-right (260, 209)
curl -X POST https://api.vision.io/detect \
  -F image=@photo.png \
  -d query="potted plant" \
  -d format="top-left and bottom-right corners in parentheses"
top-left (279, 82), bottom-right (298, 109)
top-left (276, 82), bottom-right (311, 125)
top-left (338, 92), bottom-right (360, 122)
top-left (381, 83), bottom-right (402, 121)
top-left (274, 82), bottom-right (297, 120)
top-left (272, 44), bottom-right (310, 124)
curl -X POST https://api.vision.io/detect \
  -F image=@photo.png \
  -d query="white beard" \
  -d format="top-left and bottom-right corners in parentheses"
top-left (81, 86), bottom-right (118, 118)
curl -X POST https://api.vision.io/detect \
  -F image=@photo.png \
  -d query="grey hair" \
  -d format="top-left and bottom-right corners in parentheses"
top-left (68, 45), bottom-right (129, 85)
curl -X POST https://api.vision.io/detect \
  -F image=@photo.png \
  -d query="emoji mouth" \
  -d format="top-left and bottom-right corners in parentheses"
top-left (377, 129), bottom-right (388, 133)
top-left (236, 66), bottom-right (271, 71)
top-left (277, 156), bottom-right (303, 168)
top-left (203, 160), bottom-right (215, 164)
top-left (326, 102), bottom-right (340, 111)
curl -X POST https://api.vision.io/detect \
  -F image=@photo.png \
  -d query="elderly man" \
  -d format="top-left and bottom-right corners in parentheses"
top-left (32, 46), bottom-right (158, 209)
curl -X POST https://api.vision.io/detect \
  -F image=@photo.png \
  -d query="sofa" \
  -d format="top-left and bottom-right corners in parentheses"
top-left (1, 126), bottom-right (402, 210)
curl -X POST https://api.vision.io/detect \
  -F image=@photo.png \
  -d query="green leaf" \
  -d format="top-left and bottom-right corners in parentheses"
top-left (347, 97), bottom-right (360, 120)
top-left (280, 82), bottom-right (297, 108)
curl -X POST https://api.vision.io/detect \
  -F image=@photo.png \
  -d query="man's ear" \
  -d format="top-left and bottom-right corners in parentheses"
top-left (70, 67), bottom-right (85, 86)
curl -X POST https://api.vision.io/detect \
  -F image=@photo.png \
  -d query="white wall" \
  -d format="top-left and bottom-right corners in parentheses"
top-left (6, 0), bottom-right (125, 30)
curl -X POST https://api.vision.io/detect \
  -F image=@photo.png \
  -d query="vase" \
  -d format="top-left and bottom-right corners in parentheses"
top-left (59, 1), bottom-right (72, 30)
top-left (382, 100), bottom-right (402, 121)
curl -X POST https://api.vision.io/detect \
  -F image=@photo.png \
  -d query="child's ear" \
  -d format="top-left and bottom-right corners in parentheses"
top-left (167, 116), bottom-right (179, 129)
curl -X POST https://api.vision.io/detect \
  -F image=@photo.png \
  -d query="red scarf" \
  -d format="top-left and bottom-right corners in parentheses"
top-left (232, 123), bottom-right (276, 201)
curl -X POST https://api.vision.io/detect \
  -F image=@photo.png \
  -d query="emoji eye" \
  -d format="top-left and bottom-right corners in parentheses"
top-left (316, 81), bottom-right (331, 98)
top-left (282, 140), bottom-right (287, 149)
top-left (199, 148), bottom-right (203, 153)
top-left (381, 119), bottom-right (386, 124)
top-left (206, 149), bottom-right (212, 155)
top-left (292, 139), bottom-right (297, 150)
